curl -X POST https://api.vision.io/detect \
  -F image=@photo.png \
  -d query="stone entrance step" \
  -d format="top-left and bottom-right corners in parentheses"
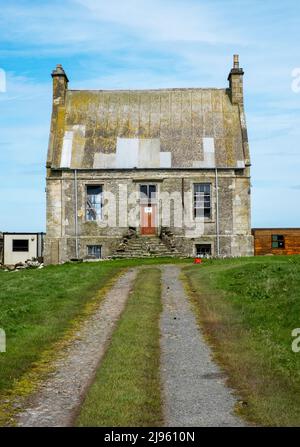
top-left (111, 235), bottom-right (180, 259)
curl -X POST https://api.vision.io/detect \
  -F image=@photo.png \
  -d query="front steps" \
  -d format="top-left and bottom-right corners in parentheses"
top-left (111, 235), bottom-right (180, 259)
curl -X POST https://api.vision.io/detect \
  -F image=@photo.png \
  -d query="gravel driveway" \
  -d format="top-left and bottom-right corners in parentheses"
top-left (17, 268), bottom-right (137, 427)
top-left (160, 265), bottom-right (244, 427)
top-left (16, 264), bottom-right (245, 427)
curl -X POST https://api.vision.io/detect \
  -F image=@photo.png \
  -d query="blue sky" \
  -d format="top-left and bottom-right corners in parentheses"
top-left (0, 0), bottom-right (299, 231)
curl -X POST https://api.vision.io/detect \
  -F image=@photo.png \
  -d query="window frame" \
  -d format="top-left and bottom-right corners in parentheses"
top-left (193, 183), bottom-right (211, 219)
top-left (87, 245), bottom-right (102, 259)
top-left (195, 243), bottom-right (212, 257)
top-left (12, 239), bottom-right (29, 252)
top-left (271, 234), bottom-right (285, 249)
top-left (86, 185), bottom-right (103, 222)
top-left (139, 184), bottom-right (157, 204)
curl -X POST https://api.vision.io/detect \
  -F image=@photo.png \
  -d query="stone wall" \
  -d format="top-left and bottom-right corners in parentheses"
top-left (44, 168), bottom-right (253, 264)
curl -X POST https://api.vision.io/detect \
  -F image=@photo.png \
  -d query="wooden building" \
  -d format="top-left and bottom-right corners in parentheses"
top-left (252, 228), bottom-right (300, 256)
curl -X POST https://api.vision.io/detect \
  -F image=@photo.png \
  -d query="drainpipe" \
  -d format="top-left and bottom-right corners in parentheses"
top-left (36, 233), bottom-right (39, 259)
top-left (74, 169), bottom-right (79, 259)
top-left (181, 177), bottom-right (185, 227)
top-left (215, 168), bottom-right (220, 257)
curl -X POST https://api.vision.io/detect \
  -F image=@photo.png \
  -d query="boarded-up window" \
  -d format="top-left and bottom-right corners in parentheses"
top-left (272, 234), bottom-right (285, 249)
top-left (194, 184), bottom-right (211, 218)
top-left (12, 239), bottom-right (29, 252)
top-left (86, 185), bottom-right (102, 221)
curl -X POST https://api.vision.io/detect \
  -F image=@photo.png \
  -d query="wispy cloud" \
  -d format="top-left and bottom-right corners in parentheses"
top-left (0, 0), bottom-right (242, 50)
top-left (0, 0), bottom-right (300, 230)
top-left (75, 0), bottom-right (241, 44)
top-left (0, 73), bottom-right (50, 102)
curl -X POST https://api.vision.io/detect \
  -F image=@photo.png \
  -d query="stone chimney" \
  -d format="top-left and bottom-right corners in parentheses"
top-left (51, 64), bottom-right (69, 106)
top-left (46, 65), bottom-right (69, 168)
top-left (228, 54), bottom-right (244, 105)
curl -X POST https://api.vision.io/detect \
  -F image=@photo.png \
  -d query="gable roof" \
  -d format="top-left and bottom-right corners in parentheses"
top-left (47, 64), bottom-right (250, 170)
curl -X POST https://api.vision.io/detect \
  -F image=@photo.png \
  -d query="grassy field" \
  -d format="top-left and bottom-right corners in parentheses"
top-left (3, 254), bottom-right (299, 427)
top-left (0, 262), bottom-right (124, 395)
top-left (77, 268), bottom-right (163, 427)
top-left (183, 255), bottom-right (300, 426)
top-left (0, 258), bottom-right (187, 397)
top-left (0, 257), bottom-right (187, 425)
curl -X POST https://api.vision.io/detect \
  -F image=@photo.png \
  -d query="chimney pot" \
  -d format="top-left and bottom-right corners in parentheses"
top-left (233, 54), bottom-right (239, 69)
top-left (51, 64), bottom-right (69, 82)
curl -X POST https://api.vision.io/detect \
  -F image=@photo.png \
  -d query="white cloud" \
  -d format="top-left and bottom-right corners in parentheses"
top-left (0, 0), bottom-right (243, 59)
top-left (0, 1), bottom-right (124, 57)
top-left (0, 0), bottom-right (299, 230)
top-left (75, 0), bottom-right (239, 44)
top-left (0, 73), bottom-right (50, 102)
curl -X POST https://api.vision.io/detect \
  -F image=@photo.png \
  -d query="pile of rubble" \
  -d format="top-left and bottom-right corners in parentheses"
top-left (0, 258), bottom-right (44, 272)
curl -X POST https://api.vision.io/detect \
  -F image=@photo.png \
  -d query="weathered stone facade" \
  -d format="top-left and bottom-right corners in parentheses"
top-left (45, 56), bottom-right (253, 264)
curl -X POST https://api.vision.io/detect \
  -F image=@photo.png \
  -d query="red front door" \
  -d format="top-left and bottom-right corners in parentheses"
top-left (140, 204), bottom-right (156, 235)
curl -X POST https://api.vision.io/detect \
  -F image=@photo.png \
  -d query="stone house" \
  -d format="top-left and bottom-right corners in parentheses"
top-left (44, 55), bottom-right (253, 263)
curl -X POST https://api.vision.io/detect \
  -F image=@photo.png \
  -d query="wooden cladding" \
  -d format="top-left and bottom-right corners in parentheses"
top-left (252, 228), bottom-right (300, 256)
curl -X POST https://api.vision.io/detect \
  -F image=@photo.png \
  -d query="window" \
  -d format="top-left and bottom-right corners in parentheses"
top-left (87, 245), bottom-right (102, 259)
top-left (86, 185), bottom-right (102, 221)
top-left (140, 184), bottom-right (156, 202)
top-left (13, 239), bottom-right (29, 252)
top-left (194, 184), bottom-right (211, 219)
top-left (195, 244), bottom-right (212, 256)
top-left (272, 234), bottom-right (285, 249)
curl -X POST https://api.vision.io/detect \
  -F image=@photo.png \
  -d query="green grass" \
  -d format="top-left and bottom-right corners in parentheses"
top-left (77, 268), bottom-right (163, 427)
top-left (0, 261), bottom-right (125, 394)
top-left (0, 257), bottom-right (185, 424)
top-left (0, 258), bottom-right (188, 391)
top-left (183, 255), bottom-right (300, 426)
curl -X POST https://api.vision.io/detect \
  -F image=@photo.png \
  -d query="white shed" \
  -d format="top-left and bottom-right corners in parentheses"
top-left (3, 233), bottom-right (44, 266)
